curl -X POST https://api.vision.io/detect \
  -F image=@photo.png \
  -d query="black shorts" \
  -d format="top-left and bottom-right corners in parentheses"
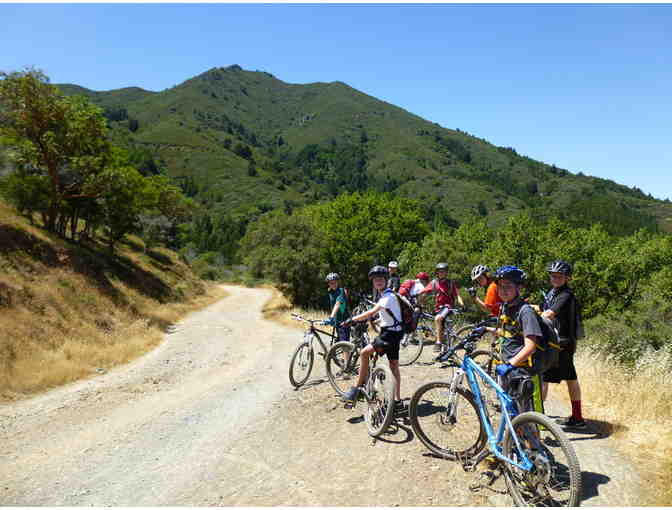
top-left (543, 347), bottom-right (578, 383)
top-left (372, 329), bottom-right (403, 361)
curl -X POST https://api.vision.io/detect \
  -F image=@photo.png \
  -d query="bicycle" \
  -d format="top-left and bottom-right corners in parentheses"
top-left (408, 330), bottom-right (582, 506)
top-left (324, 323), bottom-right (371, 397)
top-left (342, 349), bottom-right (397, 438)
top-left (288, 313), bottom-right (337, 388)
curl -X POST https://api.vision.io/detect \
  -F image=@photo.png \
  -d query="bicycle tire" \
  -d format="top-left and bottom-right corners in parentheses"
top-left (325, 341), bottom-right (360, 397)
top-left (502, 411), bottom-right (582, 507)
top-left (398, 331), bottom-right (424, 366)
top-left (409, 382), bottom-right (486, 460)
top-left (288, 341), bottom-right (314, 388)
top-left (364, 365), bottom-right (396, 437)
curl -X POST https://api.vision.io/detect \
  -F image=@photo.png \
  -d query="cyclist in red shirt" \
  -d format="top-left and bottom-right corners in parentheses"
top-left (418, 262), bottom-right (464, 352)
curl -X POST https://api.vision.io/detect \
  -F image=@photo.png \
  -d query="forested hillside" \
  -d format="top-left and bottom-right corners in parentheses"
top-left (55, 65), bottom-right (672, 261)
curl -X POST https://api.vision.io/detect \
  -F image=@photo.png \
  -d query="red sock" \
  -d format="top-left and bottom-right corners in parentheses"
top-left (571, 400), bottom-right (583, 421)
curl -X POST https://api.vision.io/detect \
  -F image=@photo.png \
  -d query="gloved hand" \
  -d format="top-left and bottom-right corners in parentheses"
top-left (323, 317), bottom-right (335, 326)
top-left (495, 363), bottom-right (514, 377)
top-left (340, 318), bottom-right (353, 328)
top-left (467, 287), bottom-right (477, 298)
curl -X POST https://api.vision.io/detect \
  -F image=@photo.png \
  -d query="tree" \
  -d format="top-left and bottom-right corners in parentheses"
top-left (0, 68), bottom-right (112, 232)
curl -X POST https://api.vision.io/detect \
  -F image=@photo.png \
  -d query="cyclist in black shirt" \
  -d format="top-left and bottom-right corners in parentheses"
top-left (387, 261), bottom-right (401, 292)
top-left (540, 260), bottom-right (586, 429)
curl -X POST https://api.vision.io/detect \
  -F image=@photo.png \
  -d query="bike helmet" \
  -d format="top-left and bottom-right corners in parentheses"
top-left (388, 260), bottom-right (399, 269)
top-left (471, 264), bottom-right (491, 281)
top-left (436, 262), bottom-right (449, 272)
top-left (547, 260), bottom-right (572, 276)
top-left (494, 265), bottom-right (526, 285)
top-left (416, 271), bottom-right (430, 281)
top-left (368, 265), bottom-right (389, 279)
top-left (325, 272), bottom-right (340, 282)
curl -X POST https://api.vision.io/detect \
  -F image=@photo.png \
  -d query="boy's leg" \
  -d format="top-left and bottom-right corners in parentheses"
top-left (434, 314), bottom-right (444, 350)
top-left (388, 359), bottom-right (401, 401)
top-left (567, 378), bottom-right (583, 421)
top-left (355, 345), bottom-right (374, 387)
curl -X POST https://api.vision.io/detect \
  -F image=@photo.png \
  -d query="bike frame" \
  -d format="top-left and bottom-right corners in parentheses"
top-left (450, 356), bottom-right (534, 472)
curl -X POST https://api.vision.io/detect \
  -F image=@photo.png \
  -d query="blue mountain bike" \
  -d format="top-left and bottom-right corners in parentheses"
top-left (409, 330), bottom-right (582, 506)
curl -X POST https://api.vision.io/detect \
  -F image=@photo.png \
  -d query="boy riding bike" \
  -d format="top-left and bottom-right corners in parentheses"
top-left (492, 265), bottom-right (541, 413)
top-left (341, 265), bottom-right (405, 413)
top-left (418, 262), bottom-right (465, 352)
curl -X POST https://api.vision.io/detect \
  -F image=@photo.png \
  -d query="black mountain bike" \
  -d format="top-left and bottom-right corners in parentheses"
top-left (288, 313), bottom-right (337, 388)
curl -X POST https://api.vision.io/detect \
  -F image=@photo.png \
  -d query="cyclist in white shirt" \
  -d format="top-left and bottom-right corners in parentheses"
top-left (341, 265), bottom-right (404, 413)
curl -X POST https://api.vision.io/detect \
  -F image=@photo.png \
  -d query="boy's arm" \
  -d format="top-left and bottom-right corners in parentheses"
top-left (351, 303), bottom-right (383, 322)
top-left (508, 336), bottom-right (538, 367)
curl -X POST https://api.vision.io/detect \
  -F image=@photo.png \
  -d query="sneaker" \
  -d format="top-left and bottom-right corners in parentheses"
top-left (556, 416), bottom-right (587, 429)
top-left (342, 386), bottom-right (361, 403)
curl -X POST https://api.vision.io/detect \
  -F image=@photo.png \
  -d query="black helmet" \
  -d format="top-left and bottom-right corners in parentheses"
top-left (494, 265), bottom-right (526, 285)
top-left (547, 260), bottom-right (572, 276)
top-left (368, 265), bottom-right (389, 279)
top-left (325, 272), bottom-right (340, 282)
top-left (436, 262), bottom-right (449, 272)
top-left (471, 264), bottom-right (491, 281)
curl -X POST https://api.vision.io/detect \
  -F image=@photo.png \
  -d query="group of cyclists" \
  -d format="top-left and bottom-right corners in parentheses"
top-left (322, 258), bottom-right (586, 429)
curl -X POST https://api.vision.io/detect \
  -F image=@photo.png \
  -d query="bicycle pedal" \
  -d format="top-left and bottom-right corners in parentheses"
top-left (343, 401), bottom-right (355, 410)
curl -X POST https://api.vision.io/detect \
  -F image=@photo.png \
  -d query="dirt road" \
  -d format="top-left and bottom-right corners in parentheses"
top-left (0, 286), bottom-right (640, 506)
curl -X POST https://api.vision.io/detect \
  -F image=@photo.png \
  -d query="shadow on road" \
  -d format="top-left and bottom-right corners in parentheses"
top-left (581, 470), bottom-right (611, 502)
top-left (546, 414), bottom-right (625, 440)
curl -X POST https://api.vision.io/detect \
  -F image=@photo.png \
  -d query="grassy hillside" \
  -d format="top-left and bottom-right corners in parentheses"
top-left (0, 198), bottom-right (222, 400)
top-left (56, 65), bottom-right (672, 233)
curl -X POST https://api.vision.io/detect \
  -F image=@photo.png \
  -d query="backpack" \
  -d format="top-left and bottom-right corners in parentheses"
top-left (381, 291), bottom-right (417, 334)
top-left (504, 304), bottom-right (562, 375)
top-left (398, 279), bottom-right (415, 298)
top-left (530, 313), bottom-right (562, 374)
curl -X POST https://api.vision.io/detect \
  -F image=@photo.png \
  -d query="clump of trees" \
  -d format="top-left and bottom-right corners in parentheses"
top-left (241, 191), bottom-right (429, 306)
top-left (0, 68), bottom-right (192, 251)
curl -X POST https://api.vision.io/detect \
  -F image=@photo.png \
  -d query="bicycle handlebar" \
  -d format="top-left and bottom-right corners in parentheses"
top-left (290, 313), bottom-right (328, 325)
top-left (435, 328), bottom-right (485, 363)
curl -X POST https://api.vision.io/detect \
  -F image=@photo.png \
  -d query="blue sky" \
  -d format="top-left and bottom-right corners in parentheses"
top-left (3, 3), bottom-right (671, 200)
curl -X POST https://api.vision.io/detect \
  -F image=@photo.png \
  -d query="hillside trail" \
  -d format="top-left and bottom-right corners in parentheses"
top-left (0, 285), bottom-right (640, 506)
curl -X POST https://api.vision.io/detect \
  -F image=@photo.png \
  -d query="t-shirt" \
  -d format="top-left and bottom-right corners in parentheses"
top-left (500, 297), bottom-right (542, 367)
top-left (542, 285), bottom-right (579, 340)
top-left (377, 289), bottom-right (402, 331)
top-left (387, 274), bottom-right (401, 292)
top-left (484, 281), bottom-right (501, 317)
top-left (423, 278), bottom-right (459, 311)
top-left (328, 287), bottom-right (350, 323)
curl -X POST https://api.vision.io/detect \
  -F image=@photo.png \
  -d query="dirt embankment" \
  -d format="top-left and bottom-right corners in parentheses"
top-left (0, 286), bottom-right (641, 506)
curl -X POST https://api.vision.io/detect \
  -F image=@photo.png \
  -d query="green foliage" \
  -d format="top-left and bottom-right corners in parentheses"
top-left (308, 191), bottom-right (429, 292)
top-left (240, 210), bottom-right (329, 307)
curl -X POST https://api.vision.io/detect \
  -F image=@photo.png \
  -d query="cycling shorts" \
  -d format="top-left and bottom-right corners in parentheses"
top-left (372, 328), bottom-right (403, 361)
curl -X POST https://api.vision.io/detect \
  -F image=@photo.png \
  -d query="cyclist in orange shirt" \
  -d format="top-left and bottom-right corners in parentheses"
top-left (468, 265), bottom-right (501, 317)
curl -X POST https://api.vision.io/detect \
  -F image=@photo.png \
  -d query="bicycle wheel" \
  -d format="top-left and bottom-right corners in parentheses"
top-left (364, 365), bottom-right (396, 437)
top-left (409, 382), bottom-right (486, 461)
top-left (288, 342), bottom-right (314, 388)
top-left (398, 330), bottom-right (424, 366)
top-left (502, 411), bottom-right (582, 507)
top-left (325, 341), bottom-right (360, 397)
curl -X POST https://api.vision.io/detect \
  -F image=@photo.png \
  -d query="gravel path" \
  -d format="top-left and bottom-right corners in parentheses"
top-left (0, 285), bottom-right (641, 506)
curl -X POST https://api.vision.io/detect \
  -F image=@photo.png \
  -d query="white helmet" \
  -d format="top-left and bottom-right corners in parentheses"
top-left (388, 261), bottom-right (399, 269)
top-left (471, 264), bottom-right (491, 281)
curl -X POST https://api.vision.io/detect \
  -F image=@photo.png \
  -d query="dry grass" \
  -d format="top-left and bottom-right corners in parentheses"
top-left (0, 201), bottom-right (227, 401)
top-left (261, 287), bottom-right (328, 330)
top-left (549, 347), bottom-right (672, 505)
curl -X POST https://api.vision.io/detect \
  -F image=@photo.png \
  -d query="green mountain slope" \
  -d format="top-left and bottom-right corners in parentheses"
top-left (56, 65), bottom-right (672, 233)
